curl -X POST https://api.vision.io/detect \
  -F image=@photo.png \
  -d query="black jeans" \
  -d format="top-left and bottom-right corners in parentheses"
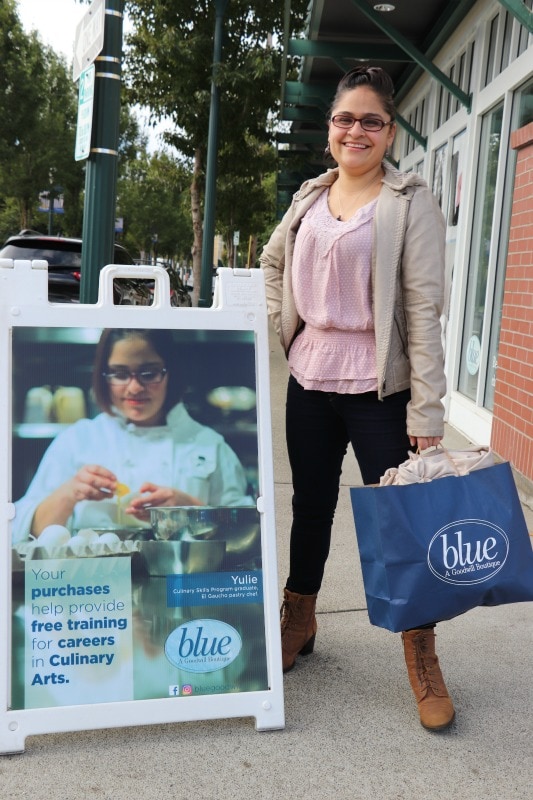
top-left (285, 375), bottom-right (412, 595)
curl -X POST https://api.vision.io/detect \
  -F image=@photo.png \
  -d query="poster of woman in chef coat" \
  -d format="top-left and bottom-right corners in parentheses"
top-left (10, 326), bottom-right (268, 711)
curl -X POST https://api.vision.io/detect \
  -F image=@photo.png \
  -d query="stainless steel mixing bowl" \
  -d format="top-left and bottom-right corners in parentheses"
top-left (149, 506), bottom-right (261, 566)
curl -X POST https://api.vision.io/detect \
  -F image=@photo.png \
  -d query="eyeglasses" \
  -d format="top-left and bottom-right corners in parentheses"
top-left (330, 114), bottom-right (393, 132)
top-left (103, 368), bottom-right (168, 386)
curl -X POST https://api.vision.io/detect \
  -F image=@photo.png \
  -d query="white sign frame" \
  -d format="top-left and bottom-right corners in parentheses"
top-left (0, 262), bottom-right (284, 754)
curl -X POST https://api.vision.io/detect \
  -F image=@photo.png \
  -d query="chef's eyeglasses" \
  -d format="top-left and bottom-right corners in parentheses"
top-left (102, 368), bottom-right (168, 386)
top-left (330, 114), bottom-right (393, 132)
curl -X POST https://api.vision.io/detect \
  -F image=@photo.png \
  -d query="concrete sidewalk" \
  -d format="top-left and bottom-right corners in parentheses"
top-left (3, 324), bottom-right (532, 800)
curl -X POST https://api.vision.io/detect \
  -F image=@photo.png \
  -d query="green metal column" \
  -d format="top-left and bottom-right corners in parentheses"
top-left (199, 0), bottom-right (229, 308)
top-left (79, 0), bottom-right (124, 304)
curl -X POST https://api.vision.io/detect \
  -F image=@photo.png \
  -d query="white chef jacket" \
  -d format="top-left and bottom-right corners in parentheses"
top-left (13, 402), bottom-right (254, 543)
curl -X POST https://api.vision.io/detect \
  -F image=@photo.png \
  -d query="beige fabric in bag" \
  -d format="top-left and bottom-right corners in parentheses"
top-left (379, 446), bottom-right (494, 486)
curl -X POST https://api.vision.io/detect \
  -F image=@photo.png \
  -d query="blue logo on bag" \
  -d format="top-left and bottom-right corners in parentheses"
top-left (164, 619), bottom-right (242, 673)
top-left (427, 519), bottom-right (509, 585)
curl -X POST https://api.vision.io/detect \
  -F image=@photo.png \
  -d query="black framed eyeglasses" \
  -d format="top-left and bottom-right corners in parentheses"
top-left (330, 114), bottom-right (393, 132)
top-left (102, 368), bottom-right (168, 386)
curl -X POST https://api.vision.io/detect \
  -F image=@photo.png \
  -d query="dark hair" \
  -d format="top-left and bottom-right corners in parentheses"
top-left (328, 66), bottom-right (396, 121)
top-left (92, 328), bottom-right (185, 417)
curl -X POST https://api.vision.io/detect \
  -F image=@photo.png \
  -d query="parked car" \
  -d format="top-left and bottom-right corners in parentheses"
top-left (0, 232), bottom-right (136, 303)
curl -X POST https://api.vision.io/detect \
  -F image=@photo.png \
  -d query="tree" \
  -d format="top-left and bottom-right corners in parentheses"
top-left (216, 137), bottom-right (278, 266)
top-left (0, 1), bottom-right (152, 247)
top-left (117, 149), bottom-right (193, 263)
top-left (0, 0), bottom-right (38, 162)
top-left (0, 0), bottom-right (83, 238)
top-left (123, 0), bottom-right (308, 301)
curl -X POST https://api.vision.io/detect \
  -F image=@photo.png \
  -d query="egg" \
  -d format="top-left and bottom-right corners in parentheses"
top-left (98, 532), bottom-right (120, 546)
top-left (76, 528), bottom-right (100, 542)
top-left (37, 525), bottom-right (71, 546)
top-left (67, 535), bottom-right (89, 547)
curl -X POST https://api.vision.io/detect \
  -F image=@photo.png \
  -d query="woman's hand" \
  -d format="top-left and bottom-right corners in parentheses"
top-left (409, 435), bottom-right (443, 452)
top-left (68, 465), bottom-right (118, 502)
top-left (125, 482), bottom-right (202, 521)
top-left (31, 465), bottom-right (117, 536)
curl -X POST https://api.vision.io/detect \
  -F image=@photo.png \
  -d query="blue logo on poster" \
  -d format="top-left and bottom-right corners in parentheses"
top-left (427, 519), bottom-right (509, 585)
top-left (164, 619), bottom-right (242, 673)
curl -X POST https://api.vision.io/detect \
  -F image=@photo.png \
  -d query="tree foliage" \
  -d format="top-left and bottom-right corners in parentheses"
top-left (0, 0), bottom-right (84, 237)
top-left (0, 1), bottom-right (149, 250)
top-left (123, 0), bottom-right (308, 291)
top-left (1, 0), bottom-right (308, 284)
top-left (117, 150), bottom-right (193, 263)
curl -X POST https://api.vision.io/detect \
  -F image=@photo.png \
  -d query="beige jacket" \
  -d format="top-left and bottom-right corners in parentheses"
top-left (260, 161), bottom-right (446, 438)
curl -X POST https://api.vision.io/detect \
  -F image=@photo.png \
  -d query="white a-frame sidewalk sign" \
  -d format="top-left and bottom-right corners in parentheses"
top-left (0, 261), bottom-right (284, 754)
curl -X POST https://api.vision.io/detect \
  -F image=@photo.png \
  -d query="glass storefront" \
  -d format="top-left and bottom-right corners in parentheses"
top-left (458, 104), bottom-right (503, 402)
top-left (457, 77), bottom-right (533, 411)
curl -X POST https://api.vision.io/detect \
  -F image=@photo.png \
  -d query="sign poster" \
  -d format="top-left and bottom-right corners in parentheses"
top-left (10, 326), bottom-right (268, 711)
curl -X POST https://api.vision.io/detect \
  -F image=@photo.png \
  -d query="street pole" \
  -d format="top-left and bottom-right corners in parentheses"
top-left (79, 0), bottom-right (124, 304)
top-left (199, 0), bottom-right (229, 308)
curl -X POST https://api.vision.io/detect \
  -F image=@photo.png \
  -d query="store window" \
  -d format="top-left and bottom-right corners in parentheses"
top-left (432, 143), bottom-right (448, 210)
top-left (457, 77), bottom-right (533, 410)
top-left (517, 80), bottom-right (533, 127)
top-left (448, 131), bottom-right (466, 228)
top-left (404, 96), bottom-right (427, 157)
top-left (485, 78), bottom-right (533, 409)
top-left (499, 11), bottom-right (512, 73)
top-left (458, 104), bottom-right (503, 402)
top-left (484, 15), bottom-right (499, 87)
top-left (436, 42), bottom-right (474, 128)
top-left (484, 5), bottom-right (533, 87)
top-left (517, 12), bottom-right (532, 57)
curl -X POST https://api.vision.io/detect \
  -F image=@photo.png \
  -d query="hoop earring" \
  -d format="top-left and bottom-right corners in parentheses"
top-left (324, 142), bottom-right (337, 164)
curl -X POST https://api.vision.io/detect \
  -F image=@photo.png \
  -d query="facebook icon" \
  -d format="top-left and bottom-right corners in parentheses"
top-left (169, 685), bottom-right (180, 697)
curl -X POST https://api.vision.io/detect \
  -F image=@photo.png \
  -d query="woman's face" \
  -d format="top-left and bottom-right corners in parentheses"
top-left (328, 86), bottom-right (396, 176)
top-left (106, 336), bottom-right (168, 426)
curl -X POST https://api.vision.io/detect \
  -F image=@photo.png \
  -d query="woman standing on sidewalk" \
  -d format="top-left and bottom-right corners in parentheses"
top-left (260, 66), bottom-right (454, 731)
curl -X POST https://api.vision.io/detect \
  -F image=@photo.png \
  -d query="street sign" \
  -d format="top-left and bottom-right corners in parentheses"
top-left (75, 65), bottom-right (96, 161)
top-left (72, 0), bottom-right (105, 82)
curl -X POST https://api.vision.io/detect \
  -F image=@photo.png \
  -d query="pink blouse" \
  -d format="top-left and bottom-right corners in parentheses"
top-left (288, 189), bottom-right (378, 394)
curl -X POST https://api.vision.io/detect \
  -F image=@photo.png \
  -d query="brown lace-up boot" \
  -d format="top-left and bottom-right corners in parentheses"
top-left (280, 588), bottom-right (318, 673)
top-left (402, 628), bottom-right (455, 731)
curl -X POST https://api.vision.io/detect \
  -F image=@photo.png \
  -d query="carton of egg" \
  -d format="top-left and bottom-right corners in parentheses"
top-left (15, 526), bottom-right (139, 560)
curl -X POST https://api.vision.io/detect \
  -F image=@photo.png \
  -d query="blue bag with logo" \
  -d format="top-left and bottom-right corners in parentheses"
top-left (350, 461), bottom-right (533, 632)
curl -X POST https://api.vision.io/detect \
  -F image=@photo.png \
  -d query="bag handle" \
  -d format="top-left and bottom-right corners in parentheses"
top-left (418, 445), bottom-right (494, 480)
top-left (424, 446), bottom-right (460, 478)
top-left (380, 445), bottom-right (494, 485)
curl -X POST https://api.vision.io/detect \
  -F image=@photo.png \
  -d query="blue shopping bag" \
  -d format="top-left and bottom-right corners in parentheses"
top-left (350, 461), bottom-right (533, 632)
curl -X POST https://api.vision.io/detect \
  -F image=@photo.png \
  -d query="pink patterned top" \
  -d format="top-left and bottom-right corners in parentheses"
top-left (288, 189), bottom-right (378, 394)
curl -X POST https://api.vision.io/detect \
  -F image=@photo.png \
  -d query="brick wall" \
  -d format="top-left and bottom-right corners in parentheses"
top-left (491, 121), bottom-right (533, 481)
